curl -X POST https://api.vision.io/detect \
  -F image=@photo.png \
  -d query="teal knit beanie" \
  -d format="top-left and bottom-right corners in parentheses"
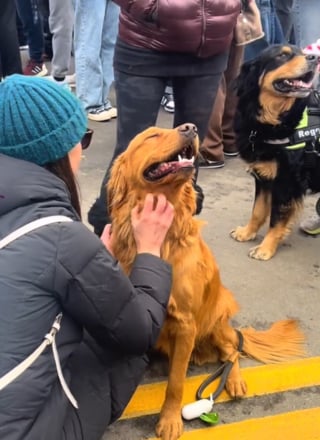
top-left (0, 74), bottom-right (87, 165)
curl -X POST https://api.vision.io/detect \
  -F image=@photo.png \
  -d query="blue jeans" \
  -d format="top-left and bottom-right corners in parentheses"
top-left (73, 0), bottom-right (119, 112)
top-left (293, 0), bottom-right (320, 48)
top-left (15, 0), bottom-right (44, 63)
top-left (273, 0), bottom-right (294, 42)
top-left (245, 0), bottom-right (284, 61)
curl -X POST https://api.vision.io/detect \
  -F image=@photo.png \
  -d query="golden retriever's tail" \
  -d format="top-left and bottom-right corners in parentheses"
top-left (241, 319), bottom-right (305, 363)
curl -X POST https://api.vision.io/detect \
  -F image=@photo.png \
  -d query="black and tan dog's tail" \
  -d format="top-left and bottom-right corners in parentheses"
top-left (241, 319), bottom-right (305, 363)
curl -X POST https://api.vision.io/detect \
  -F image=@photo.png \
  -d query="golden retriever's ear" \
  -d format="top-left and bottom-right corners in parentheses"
top-left (107, 155), bottom-right (128, 217)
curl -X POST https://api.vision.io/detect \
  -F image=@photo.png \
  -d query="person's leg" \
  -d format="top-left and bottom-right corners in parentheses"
top-left (198, 43), bottom-right (244, 165)
top-left (273, 0), bottom-right (294, 42)
top-left (101, 0), bottom-right (119, 109)
top-left (172, 72), bottom-right (223, 212)
top-left (48, 0), bottom-right (74, 79)
top-left (73, 0), bottom-right (104, 112)
top-left (199, 78), bottom-right (225, 164)
top-left (15, 0), bottom-right (45, 73)
top-left (62, 340), bottom-right (112, 440)
top-left (62, 335), bottom-right (148, 439)
top-left (221, 43), bottom-right (244, 155)
top-left (172, 73), bottom-right (222, 144)
top-left (0, 0), bottom-right (22, 77)
top-left (88, 71), bottom-right (167, 234)
top-left (293, 0), bottom-right (320, 48)
top-left (16, 9), bottom-right (27, 47)
top-left (38, 0), bottom-right (53, 60)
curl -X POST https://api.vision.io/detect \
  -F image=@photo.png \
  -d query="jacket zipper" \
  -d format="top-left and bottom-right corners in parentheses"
top-left (198, 0), bottom-right (206, 57)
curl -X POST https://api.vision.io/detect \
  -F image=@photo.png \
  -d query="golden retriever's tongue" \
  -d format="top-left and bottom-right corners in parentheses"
top-left (154, 159), bottom-right (193, 176)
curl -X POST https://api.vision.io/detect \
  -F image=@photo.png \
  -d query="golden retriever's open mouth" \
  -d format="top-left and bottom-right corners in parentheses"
top-left (144, 143), bottom-right (196, 181)
top-left (273, 70), bottom-right (315, 94)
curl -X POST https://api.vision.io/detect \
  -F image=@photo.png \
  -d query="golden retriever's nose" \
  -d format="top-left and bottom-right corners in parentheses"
top-left (178, 123), bottom-right (198, 139)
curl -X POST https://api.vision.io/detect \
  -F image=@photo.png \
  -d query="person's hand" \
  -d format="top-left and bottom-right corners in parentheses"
top-left (131, 194), bottom-right (174, 257)
top-left (100, 224), bottom-right (114, 257)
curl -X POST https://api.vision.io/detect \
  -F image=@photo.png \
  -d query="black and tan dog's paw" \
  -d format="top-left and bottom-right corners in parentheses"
top-left (230, 226), bottom-right (257, 242)
top-left (248, 245), bottom-right (275, 260)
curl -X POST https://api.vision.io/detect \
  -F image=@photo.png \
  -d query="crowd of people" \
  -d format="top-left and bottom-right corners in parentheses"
top-left (0, 1), bottom-right (319, 439)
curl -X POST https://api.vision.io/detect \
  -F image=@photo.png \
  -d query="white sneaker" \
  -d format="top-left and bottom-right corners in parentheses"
top-left (23, 59), bottom-right (48, 77)
top-left (45, 76), bottom-right (71, 91)
top-left (65, 73), bottom-right (76, 88)
top-left (88, 107), bottom-right (117, 122)
top-left (161, 93), bottom-right (175, 113)
top-left (299, 214), bottom-right (320, 235)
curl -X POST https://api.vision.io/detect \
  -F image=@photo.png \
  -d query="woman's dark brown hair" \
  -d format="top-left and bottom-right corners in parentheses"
top-left (44, 155), bottom-right (82, 219)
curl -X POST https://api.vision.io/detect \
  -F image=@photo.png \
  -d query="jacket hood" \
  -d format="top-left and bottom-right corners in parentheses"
top-left (0, 154), bottom-right (79, 235)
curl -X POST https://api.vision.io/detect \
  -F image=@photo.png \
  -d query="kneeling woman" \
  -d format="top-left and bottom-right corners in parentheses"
top-left (0, 75), bottom-right (174, 440)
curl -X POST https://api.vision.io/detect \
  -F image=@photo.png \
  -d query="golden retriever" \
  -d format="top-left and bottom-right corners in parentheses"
top-left (108, 123), bottom-right (305, 440)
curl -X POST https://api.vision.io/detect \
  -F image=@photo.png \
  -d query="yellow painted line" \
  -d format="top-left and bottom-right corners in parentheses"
top-left (149, 407), bottom-right (320, 440)
top-left (122, 356), bottom-right (320, 419)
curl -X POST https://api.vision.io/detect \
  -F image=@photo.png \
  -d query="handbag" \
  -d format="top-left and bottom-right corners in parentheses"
top-left (0, 216), bottom-right (78, 409)
top-left (234, 0), bottom-right (265, 46)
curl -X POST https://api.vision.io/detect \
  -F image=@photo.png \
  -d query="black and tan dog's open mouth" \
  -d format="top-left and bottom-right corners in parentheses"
top-left (144, 143), bottom-right (196, 181)
top-left (273, 70), bottom-right (315, 94)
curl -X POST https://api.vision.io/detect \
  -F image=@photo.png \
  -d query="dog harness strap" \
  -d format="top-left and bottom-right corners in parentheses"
top-left (287, 109), bottom-right (320, 151)
top-left (195, 330), bottom-right (244, 401)
top-left (252, 107), bottom-right (320, 151)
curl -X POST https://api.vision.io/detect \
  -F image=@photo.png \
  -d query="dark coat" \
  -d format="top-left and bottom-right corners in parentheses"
top-left (113, 0), bottom-right (241, 57)
top-left (0, 155), bottom-right (172, 440)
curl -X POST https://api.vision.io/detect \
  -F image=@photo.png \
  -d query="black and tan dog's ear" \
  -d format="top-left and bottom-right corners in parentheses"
top-left (235, 59), bottom-right (262, 99)
top-left (107, 155), bottom-right (128, 216)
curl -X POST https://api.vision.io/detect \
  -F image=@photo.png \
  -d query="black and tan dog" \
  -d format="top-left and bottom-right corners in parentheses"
top-left (231, 44), bottom-right (320, 260)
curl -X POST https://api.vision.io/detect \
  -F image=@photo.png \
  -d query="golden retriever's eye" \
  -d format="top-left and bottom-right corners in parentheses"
top-left (146, 134), bottom-right (159, 140)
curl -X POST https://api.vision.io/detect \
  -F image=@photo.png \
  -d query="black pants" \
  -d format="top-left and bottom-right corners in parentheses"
top-left (88, 70), bottom-right (222, 235)
top-left (31, 336), bottom-right (147, 440)
top-left (61, 338), bottom-right (148, 440)
top-left (0, 0), bottom-right (22, 77)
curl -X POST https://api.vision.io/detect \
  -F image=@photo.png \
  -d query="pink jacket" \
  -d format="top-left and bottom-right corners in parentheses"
top-left (113, 0), bottom-right (241, 58)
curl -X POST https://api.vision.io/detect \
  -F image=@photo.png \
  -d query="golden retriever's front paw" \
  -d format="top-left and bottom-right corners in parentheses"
top-left (226, 376), bottom-right (247, 398)
top-left (156, 414), bottom-right (183, 440)
top-left (230, 226), bottom-right (256, 242)
top-left (248, 245), bottom-right (275, 260)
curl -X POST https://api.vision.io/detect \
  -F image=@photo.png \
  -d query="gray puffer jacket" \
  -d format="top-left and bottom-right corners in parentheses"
top-left (0, 155), bottom-right (172, 440)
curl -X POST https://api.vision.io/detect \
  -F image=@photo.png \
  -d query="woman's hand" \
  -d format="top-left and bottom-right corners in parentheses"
top-left (131, 193), bottom-right (174, 257)
top-left (100, 224), bottom-right (114, 257)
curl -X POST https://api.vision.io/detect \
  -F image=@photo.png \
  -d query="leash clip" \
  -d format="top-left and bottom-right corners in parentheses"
top-left (44, 313), bottom-right (63, 344)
